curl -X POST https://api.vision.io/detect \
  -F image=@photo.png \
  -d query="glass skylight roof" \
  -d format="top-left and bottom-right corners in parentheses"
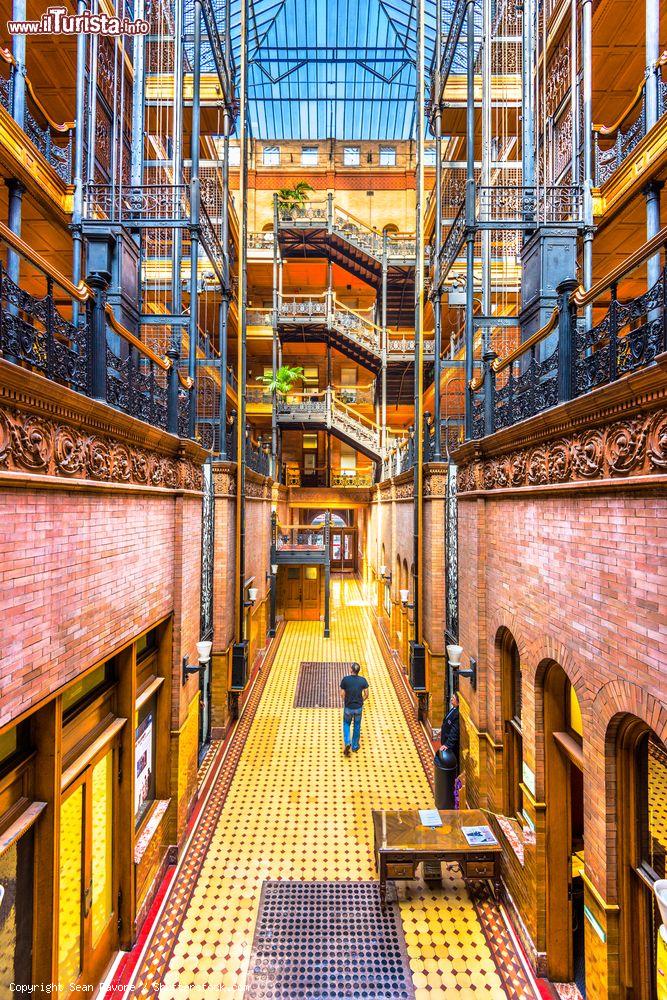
top-left (188, 0), bottom-right (477, 140)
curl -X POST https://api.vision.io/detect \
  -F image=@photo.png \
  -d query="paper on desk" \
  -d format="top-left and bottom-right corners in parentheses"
top-left (419, 809), bottom-right (443, 827)
top-left (462, 825), bottom-right (497, 846)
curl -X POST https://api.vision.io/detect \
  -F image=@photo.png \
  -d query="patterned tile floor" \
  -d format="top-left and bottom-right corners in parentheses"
top-left (127, 579), bottom-right (540, 1000)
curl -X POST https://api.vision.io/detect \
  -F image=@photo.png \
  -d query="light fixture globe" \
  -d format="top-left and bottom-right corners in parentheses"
top-left (399, 589), bottom-right (409, 604)
top-left (248, 587), bottom-right (258, 603)
top-left (379, 564), bottom-right (386, 578)
top-left (446, 644), bottom-right (464, 668)
top-left (196, 640), bottom-right (212, 663)
top-left (271, 563), bottom-right (278, 575)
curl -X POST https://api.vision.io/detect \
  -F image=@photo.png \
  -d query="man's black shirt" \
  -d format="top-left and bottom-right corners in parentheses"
top-left (340, 674), bottom-right (369, 709)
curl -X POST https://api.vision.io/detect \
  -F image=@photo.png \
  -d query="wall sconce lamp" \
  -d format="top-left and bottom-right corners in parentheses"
top-left (446, 643), bottom-right (477, 690)
top-left (266, 565), bottom-right (278, 583)
top-left (244, 587), bottom-right (258, 608)
top-left (379, 565), bottom-right (392, 584)
top-left (400, 589), bottom-right (414, 609)
top-left (183, 640), bottom-right (213, 684)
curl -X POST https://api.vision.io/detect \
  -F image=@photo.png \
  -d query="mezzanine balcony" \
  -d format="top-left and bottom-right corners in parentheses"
top-left (469, 228), bottom-right (667, 439)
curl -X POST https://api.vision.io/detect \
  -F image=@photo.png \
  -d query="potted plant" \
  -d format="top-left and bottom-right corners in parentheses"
top-left (276, 181), bottom-right (313, 219)
top-left (259, 364), bottom-right (304, 396)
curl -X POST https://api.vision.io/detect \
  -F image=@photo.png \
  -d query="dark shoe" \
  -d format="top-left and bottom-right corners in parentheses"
top-left (344, 745), bottom-right (351, 757)
top-left (352, 747), bottom-right (360, 752)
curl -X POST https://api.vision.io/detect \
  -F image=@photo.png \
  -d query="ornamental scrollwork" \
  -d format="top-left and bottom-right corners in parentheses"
top-left (0, 403), bottom-right (202, 490)
top-left (457, 408), bottom-right (667, 491)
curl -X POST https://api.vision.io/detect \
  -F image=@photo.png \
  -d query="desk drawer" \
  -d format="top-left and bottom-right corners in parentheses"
top-left (465, 859), bottom-right (496, 879)
top-left (386, 862), bottom-right (416, 880)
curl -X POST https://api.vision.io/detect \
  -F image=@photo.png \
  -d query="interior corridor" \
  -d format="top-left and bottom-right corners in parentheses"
top-left (120, 580), bottom-right (540, 1000)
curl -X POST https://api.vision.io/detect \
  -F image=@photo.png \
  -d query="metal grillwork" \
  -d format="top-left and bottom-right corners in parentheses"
top-left (446, 463), bottom-right (459, 642)
top-left (0, 70), bottom-right (72, 181)
top-left (200, 463), bottom-right (214, 641)
top-left (470, 234), bottom-right (667, 439)
top-left (244, 882), bottom-right (415, 1000)
top-left (293, 662), bottom-right (355, 708)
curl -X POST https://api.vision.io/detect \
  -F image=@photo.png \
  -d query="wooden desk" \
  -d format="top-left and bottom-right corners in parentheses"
top-left (372, 808), bottom-right (502, 907)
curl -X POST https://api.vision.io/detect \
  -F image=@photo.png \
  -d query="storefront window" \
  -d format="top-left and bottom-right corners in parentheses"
top-left (0, 829), bottom-right (34, 990)
top-left (62, 663), bottom-right (114, 718)
top-left (135, 698), bottom-right (157, 825)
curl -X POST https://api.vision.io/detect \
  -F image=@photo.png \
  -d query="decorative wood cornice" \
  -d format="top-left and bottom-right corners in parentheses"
top-left (0, 361), bottom-right (206, 491)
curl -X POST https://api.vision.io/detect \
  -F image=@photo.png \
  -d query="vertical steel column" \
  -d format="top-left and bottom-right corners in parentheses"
top-left (381, 232), bottom-right (388, 462)
top-left (235, 0), bottom-right (249, 644)
top-left (481, 0), bottom-right (492, 319)
top-left (272, 194), bottom-right (279, 477)
top-left (188, 0), bottom-right (202, 438)
top-left (522, 0), bottom-right (535, 194)
top-left (85, 2), bottom-right (99, 193)
top-left (569, 0), bottom-right (578, 182)
top-left (170, 0), bottom-right (185, 349)
top-left (464, 0), bottom-right (476, 439)
top-left (218, 108), bottom-right (231, 459)
top-left (7, 0), bottom-right (26, 288)
top-left (412, 0), bottom-right (425, 645)
top-left (646, 0), bottom-right (662, 288)
top-left (72, 0), bottom-right (88, 321)
top-left (581, 0), bottom-right (594, 312)
top-left (432, 106), bottom-right (443, 460)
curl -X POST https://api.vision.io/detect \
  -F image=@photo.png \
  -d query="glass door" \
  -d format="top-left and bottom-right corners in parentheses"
top-left (58, 746), bottom-right (117, 993)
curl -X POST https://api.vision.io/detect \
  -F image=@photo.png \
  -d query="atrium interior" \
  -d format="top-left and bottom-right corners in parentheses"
top-left (0, 0), bottom-right (665, 998)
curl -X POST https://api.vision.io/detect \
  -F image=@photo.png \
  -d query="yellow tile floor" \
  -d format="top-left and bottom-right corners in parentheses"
top-left (132, 579), bottom-right (519, 999)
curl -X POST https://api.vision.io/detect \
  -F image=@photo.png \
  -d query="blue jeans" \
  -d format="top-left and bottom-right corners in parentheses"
top-left (343, 707), bottom-right (363, 751)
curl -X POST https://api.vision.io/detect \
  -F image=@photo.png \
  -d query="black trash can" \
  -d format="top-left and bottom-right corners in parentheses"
top-left (433, 748), bottom-right (457, 810)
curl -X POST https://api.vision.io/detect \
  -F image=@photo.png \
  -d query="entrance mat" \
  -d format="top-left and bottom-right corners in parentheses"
top-left (244, 881), bottom-right (415, 1000)
top-left (293, 661), bottom-right (355, 708)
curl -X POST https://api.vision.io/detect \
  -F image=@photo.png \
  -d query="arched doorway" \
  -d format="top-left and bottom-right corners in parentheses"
top-left (616, 718), bottom-right (667, 999)
top-left (542, 661), bottom-right (585, 992)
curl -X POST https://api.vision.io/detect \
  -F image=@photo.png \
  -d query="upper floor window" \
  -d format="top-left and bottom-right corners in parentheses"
top-left (501, 632), bottom-right (523, 821)
top-left (228, 144), bottom-right (241, 166)
top-left (263, 146), bottom-right (280, 166)
top-left (379, 146), bottom-right (396, 166)
top-left (423, 146), bottom-right (436, 167)
top-left (343, 146), bottom-right (360, 166)
top-left (301, 146), bottom-right (318, 166)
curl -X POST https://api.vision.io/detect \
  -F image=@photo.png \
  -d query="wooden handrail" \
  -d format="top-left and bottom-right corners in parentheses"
top-left (0, 221), bottom-right (179, 374)
top-left (493, 307), bottom-right (558, 375)
top-left (0, 221), bottom-right (90, 301)
top-left (592, 52), bottom-right (667, 138)
top-left (571, 225), bottom-right (667, 307)
top-left (103, 306), bottom-right (171, 371)
top-left (0, 47), bottom-right (75, 131)
top-left (334, 299), bottom-right (382, 331)
top-left (332, 393), bottom-right (380, 432)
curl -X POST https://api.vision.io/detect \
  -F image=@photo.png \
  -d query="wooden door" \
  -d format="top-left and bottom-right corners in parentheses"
top-left (58, 744), bottom-right (117, 994)
top-left (301, 566), bottom-right (320, 620)
top-left (284, 566), bottom-right (303, 620)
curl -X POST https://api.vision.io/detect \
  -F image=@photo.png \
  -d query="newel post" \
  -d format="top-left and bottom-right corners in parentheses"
top-left (556, 277), bottom-right (580, 404)
top-left (86, 270), bottom-right (111, 402)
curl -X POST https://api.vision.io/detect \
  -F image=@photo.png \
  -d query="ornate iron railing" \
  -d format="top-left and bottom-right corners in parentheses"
top-left (476, 185), bottom-right (582, 225)
top-left (274, 523), bottom-right (327, 551)
top-left (0, 222), bottom-right (193, 437)
top-left (470, 228), bottom-right (667, 438)
top-left (84, 184), bottom-right (191, 222)
top-left (245, 432), bottom-right (271, 477)
top-left (330, 471), bottom-right (373, 487)
top-left (0, 56), bottom-right (73, 181)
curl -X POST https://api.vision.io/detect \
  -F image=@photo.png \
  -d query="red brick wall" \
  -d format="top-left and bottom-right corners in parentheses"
top-left (0, 488), bottom-right (194, 727)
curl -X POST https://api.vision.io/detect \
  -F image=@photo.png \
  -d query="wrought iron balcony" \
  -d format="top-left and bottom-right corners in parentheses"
top-left (0, 222), bottom-right (193, 438)
top-left (593, 58), bottom-right (667, 187)
top-left (0, 55), bottom-right (72, 182)
top-left (469, 228), bottom-right (667, 438)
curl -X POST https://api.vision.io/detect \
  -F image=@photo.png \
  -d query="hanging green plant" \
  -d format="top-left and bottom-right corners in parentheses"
top-left (259, 364), bottom-right (305, 396)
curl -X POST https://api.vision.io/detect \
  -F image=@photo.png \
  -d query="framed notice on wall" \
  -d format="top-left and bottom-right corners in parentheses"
top-left (135, 712), bottom-right (154, 817)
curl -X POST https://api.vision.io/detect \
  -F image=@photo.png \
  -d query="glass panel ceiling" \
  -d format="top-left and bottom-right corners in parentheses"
top-left (189, 0), bottom-right (477, 140)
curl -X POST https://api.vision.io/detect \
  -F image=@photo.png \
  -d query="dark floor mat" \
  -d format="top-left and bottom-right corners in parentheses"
top-left (293, 661), bottom-right (354, 708)
top-left (244, 881), bottom-right (415, 999)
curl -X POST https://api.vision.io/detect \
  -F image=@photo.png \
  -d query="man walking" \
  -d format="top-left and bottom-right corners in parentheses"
top-left (340, 663), bottom-right (369, 756)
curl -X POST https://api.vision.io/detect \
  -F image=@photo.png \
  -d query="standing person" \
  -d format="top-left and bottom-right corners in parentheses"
top-left (440, 691), bottom-right (460, 765)
top-left (340, 663), bottom-right (369, 756)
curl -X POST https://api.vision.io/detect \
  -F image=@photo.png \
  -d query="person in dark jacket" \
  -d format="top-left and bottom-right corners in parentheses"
top-left (440, 692), bottom-right (460, 764)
